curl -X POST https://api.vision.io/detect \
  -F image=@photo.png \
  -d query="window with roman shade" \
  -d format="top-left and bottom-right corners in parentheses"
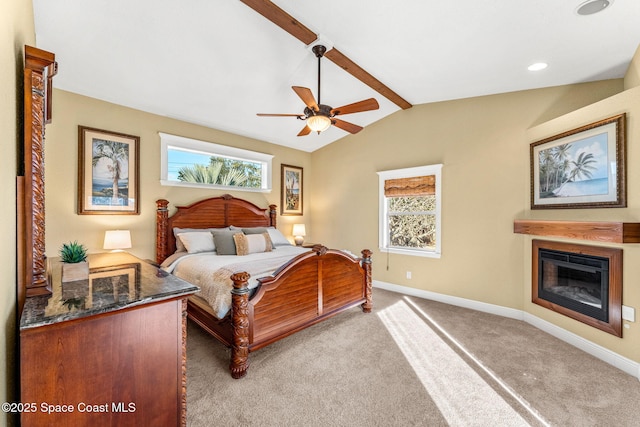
top-left (377, 164), bottom-right (442, 258)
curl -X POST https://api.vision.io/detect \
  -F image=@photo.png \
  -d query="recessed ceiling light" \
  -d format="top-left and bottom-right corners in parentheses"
top-left (576, 0), bottom-right (614, 16)
top-left (528, 62), bottom-right (548, 71)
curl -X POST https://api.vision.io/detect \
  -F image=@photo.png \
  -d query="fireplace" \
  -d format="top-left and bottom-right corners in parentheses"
top-left (532, 240), bottom-right (622, 337)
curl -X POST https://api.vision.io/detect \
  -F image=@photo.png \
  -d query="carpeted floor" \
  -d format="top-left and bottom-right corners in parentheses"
top-left (186, 288), bottom-right (640, 426)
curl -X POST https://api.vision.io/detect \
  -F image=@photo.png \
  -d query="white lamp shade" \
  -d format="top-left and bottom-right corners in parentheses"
top-left (292, 224), bottom-right (306, 237)
top-left (103, 230), bottom-right (132, 250)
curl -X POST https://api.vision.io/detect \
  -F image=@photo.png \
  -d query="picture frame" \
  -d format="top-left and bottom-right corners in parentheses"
top-left (78, 126), bottom-right (140, 215)
top-left (530, 114), bottom-right (626, 209)
top-left (281, 164), bottom-right (303, 215)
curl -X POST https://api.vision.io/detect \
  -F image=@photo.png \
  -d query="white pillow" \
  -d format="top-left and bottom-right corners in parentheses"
top-left (266, 228), bottom-right (292, 247)
top-left (176, 231), bottom-right (216, 254)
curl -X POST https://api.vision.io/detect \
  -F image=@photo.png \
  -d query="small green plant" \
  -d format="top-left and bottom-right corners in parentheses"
top-left (59, 241), bottom-right (88, 263)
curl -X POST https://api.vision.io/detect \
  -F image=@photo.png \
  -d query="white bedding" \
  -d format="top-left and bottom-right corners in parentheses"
top-left (162, 246), bottom-right (309, 319)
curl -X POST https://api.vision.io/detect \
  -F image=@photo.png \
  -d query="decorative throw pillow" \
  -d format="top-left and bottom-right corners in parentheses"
top-left (211, 229), bottom-right (239, 255)
top-left (176, 231), bottom-right (216, 254)
top-left (233, 232), bottom-right (273, 256)
top-left (231, 226), bottom-right (291, 247)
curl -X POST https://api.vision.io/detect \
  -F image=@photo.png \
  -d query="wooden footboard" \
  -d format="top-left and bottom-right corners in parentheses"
top-left (229, 246), bottom-right (372, 379)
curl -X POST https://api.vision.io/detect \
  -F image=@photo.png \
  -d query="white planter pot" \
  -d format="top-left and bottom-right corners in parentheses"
top-left (62, 261), bottom-right (89, 282)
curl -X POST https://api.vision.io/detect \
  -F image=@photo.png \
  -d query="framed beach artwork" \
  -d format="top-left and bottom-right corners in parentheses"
top-left (78, 126), bottom-right (140, 215)
top-left (530, 114), bottom-right (626, 209)
top-left (281, 164), bottom-right (303, 215)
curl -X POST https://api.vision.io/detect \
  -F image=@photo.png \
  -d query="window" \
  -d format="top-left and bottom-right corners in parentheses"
top-left (160, 133), bottom-right (273, 192)
top-left (377, 164), bottom-right (442, 258)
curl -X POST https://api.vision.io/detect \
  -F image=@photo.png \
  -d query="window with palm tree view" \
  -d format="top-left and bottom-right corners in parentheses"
top-left (378, 164), bottom-right (442, 258)
top-left (160, 133), bottom-right (273, 192)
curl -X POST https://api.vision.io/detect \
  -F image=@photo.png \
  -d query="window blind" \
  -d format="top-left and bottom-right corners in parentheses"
top-left (384, 175), bottom-right (435, 197)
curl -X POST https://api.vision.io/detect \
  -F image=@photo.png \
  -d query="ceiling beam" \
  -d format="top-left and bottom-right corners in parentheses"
top-left (239, 0), bottom-right (412, 110)
top-left (324, 48), bottom-right (412, 110)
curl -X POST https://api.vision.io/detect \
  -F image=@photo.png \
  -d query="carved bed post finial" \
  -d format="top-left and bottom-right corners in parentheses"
top-left (156, 199), bottom-right (169, 265)
top-left (311, 245), bottom-right (328, 256)
top-left (361, 249), bottom-right (373, 313)
top-left (230, 272), bottom-right (251, 379)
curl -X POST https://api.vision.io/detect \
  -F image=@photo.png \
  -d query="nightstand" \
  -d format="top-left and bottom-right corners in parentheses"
top-left (302, 243), bottom-right (320, 248)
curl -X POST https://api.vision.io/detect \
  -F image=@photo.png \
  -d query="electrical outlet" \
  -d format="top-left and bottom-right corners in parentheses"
top-left (622, 305), bottom-right (635, 322)
top-left (406, 271), bottom-right (412, 279)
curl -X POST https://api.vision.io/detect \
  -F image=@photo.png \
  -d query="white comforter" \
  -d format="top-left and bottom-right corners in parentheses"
top-left (162, 246), bottom-right (309, 319)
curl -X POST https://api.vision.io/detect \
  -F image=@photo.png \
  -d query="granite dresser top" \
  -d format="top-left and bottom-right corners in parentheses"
top-left (21, 252), bottom-right (199, 330)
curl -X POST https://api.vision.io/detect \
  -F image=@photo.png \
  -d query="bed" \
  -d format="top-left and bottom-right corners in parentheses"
top-left (155, 194), bottom-right (373, 378)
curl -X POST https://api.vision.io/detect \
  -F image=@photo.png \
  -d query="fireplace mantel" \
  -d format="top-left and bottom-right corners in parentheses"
top-left (514, 220), bottom-right (640, 243)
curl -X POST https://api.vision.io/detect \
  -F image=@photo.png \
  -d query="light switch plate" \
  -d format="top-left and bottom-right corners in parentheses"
top-left (622, 305), bottom-right (635, 322)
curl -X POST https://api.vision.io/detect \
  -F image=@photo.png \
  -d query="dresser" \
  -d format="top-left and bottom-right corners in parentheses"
top-left (20, 252), bottom-right (198, 426)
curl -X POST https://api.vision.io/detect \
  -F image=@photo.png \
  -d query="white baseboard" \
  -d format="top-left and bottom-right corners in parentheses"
top-left (373, 280), bottom-right (640, 381)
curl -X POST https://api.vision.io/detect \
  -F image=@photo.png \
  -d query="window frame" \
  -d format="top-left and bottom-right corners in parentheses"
top-left (159, 132), bottom-right (273, 193)
top-left (377, 164), bottom-right (442, 258)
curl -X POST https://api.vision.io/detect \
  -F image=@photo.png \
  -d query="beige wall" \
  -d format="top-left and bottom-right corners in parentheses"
top-left (524, 84), bottom-right (640, 362)
top-left (1, 0), bottom-right (34, 425)
top-left (311, 80), bottom-right (623, 309)
top-left (624, 44), bottom-right (640, 90)
top-left (44, 90), bottom-right (312, 260)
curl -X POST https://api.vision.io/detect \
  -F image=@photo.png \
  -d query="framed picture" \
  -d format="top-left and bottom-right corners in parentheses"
top-left (281, 164), bottom-right (303, 215)
top-left (530, 114), bottom-right (626, 209)
top-left (78, 126), bottom-right (140, 214)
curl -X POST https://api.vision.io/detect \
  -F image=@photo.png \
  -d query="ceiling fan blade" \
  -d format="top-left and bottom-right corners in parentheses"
top-left (257, 113), bottom-right (303, 117)
top-left (331, 98), bottom-right (379, 116)
top-left (292, 86), bottom-right (319, 111)
top-left (297, 125), bottom-right (312, 137)
top-left (332, 118), bottom-right (363, 134)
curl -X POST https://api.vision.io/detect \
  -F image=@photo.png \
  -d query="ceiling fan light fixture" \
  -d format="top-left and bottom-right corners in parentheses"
top-left (307, 115), bottom-right (332, 133)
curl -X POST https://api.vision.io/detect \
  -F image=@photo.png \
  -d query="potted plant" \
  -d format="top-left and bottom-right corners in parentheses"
top-left (59, 241), bottom-right (89, 282)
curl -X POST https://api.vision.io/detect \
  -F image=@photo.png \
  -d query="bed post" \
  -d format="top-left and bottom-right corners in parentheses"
top-left (156, 199), bottom-right (169, 265)
top-left (361, 249), bottom-right (373, 313)
top-left (269, 204), bottom-right (277, 228)
top-left (230, 272), bottom-right (251, 379)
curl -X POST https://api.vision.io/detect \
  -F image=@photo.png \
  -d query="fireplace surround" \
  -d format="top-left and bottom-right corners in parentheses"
top-left (532, 239), bottom-right (622, 337)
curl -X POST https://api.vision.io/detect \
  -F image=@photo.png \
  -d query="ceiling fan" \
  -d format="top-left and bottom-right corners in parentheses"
top-left (257, 45), bottom-right (379, 136)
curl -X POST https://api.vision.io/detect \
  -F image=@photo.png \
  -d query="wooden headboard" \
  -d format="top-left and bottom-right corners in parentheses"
top-left (156, 194), bottom-right (277, 264)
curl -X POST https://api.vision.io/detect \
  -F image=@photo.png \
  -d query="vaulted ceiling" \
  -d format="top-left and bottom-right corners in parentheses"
top-left (33, 0), bottom-right (640, 152)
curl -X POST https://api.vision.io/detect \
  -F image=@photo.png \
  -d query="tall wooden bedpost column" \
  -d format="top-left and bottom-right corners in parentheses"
top-left (22, 45), bottom-right (57, 298)
top-left (361, 249), bottom-right (373, 313)
top-left (230, 272), bottom-right (251, 379)
top-left (156, 199), bottom-right (169, 265)
top-left (269, 204), bottom-right (277, 228)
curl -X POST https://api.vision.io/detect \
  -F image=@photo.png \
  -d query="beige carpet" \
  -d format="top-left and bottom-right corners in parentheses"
top-left (186, 288), bottom-right (640, 426)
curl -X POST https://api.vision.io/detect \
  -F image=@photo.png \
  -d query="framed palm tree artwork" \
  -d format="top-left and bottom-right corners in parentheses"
top-left (530, 114), bottom-right (626, 209)
top-left (78, 126), bottom-right (140, 214)
top-left (281, 164), bottom-right (303, 215)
